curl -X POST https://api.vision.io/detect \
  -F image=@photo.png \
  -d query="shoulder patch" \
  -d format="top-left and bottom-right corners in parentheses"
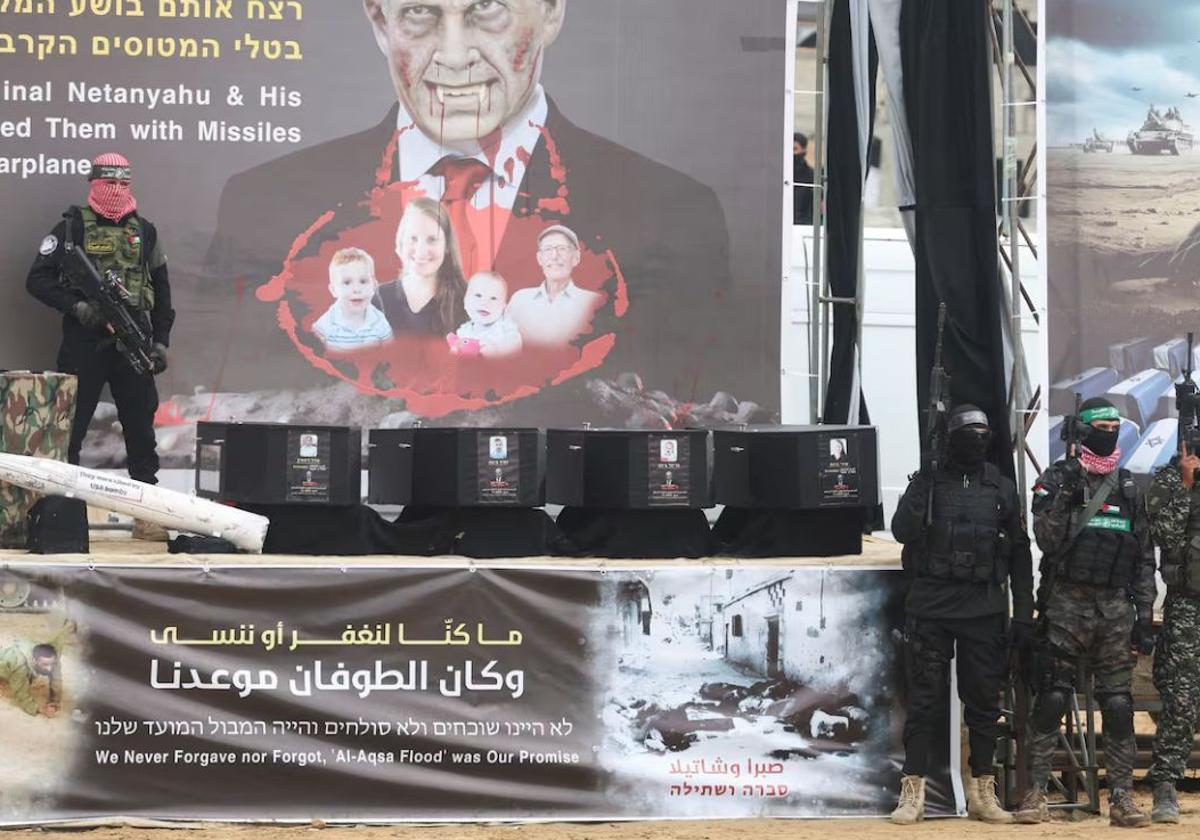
top-left (38, 235), bottom-right (57, 256)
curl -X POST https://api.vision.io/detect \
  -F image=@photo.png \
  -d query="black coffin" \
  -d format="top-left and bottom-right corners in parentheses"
top-left (712, 425), bottom-right (879, 509)
top-left (711, 425), bottom-right (879, 557)
top-left (195, 422), bottom-right (361, 505)
top-left (370, 427), bottom-right (544, 507)
top-left (545, 428), bottom-right (711, 509)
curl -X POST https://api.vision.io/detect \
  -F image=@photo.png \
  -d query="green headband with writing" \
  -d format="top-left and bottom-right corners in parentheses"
top-left (1080, 405), bottom-right (1120, 423)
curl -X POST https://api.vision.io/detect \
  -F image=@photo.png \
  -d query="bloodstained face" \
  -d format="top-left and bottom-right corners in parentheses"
top-left (364, 0), bottom-right (566, 146)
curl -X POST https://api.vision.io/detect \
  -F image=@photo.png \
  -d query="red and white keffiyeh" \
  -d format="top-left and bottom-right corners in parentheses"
top-left (1080, 445), bottom-right (1122, 476)
top-left (88, 152), bottom-right (136, 220)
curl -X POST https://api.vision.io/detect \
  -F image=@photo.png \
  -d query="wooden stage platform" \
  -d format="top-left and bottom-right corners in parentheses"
top-left (0, 533), bottom-right (904, 568)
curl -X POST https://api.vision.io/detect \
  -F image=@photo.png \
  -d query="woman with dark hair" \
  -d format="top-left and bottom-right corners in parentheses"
top-left (383, 198), bottom-right (468, 337)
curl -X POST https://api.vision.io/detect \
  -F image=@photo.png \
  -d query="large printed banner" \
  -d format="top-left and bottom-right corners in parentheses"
top-left (1046, 0), bottom-right (1200, 476)
top-left (0, 564), bottom-right (957, 823)
top-left (0, 1), bottom-right (785, 469)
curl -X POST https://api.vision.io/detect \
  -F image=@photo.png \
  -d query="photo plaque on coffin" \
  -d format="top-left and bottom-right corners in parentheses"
top-left (194, 422), bottom-right (382, 555)
top-left (379, 428), bottom-right (555, 558)
top-left (546, 428), bottom-right (712, 558)
top-left (711, 425), bottom-right (879, 556)
top-left (195, 421), bottom-right (362, 506)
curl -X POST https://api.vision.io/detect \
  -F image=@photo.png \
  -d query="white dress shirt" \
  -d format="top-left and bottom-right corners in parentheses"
top-left (507, 279), bottom-right (604, 349)
top-left (395, 86), bottom-right (549, 213)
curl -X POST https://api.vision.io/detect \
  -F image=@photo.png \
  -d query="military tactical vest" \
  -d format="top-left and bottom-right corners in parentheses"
top-left (918, 463), bottom-right (1011, 584)
top-left (1159, 477), bottom-right (1200, 595)
top-left (1061, 469), bottom-right (1140, 588)
top-left (73, 206), bottom-right (153, 311)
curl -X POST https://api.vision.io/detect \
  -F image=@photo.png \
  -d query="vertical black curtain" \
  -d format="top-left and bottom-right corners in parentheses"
top-left (822, 0), bottom-right (877, 426)
top-left (902, 0), bottom-right (1014, 477)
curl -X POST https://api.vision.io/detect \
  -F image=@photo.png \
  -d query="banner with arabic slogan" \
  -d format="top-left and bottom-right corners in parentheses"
top-left (0, 564), bottom-right (959, 823)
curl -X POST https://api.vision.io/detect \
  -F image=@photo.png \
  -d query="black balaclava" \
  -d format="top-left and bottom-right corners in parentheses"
top-left (1079, 396), bottom-right (1120, 457)
top-left (947, 403), bottom-right (991, 470)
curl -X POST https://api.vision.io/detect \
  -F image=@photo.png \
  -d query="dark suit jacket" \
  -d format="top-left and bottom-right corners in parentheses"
top-left (204, 99), bottom-right (739, 423)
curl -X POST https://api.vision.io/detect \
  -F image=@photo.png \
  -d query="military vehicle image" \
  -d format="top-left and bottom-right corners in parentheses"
top-left (1082, 128), bottom-right (1115, 152)
top-left (1127, 105), bottom-right (1194, 155)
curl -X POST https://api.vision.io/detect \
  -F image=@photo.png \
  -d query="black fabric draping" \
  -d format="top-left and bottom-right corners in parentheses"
top-left (822, 0), bottom-right (877, 427)
top-left (247, 504), bottom-right (447, 556)
top-left (711, 507), bottom-right (864, 557)
top-left (554, 508), bottom-right (712, 559)
top-left (902, 0), bottom-right (1014, 477)
top-left (247, 504), bottom-right (565, 557)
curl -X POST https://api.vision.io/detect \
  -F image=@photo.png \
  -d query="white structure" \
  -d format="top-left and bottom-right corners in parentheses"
top-left (719, 568), bottom-right (894, 692)
top-left (783, 226), bottom-right (1048, 525)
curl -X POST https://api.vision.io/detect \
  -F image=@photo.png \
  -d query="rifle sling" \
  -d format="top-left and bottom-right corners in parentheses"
top-left (1037, 471), bottom-right (1118, 616)
top-left (1066, 470), bottom-right (1120, 546)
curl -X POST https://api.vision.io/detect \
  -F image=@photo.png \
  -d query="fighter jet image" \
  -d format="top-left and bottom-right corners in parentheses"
top-left (1188, 92), bottom-right (1199, 99)
top-left (1132, 86), bottom-right (1144, 92)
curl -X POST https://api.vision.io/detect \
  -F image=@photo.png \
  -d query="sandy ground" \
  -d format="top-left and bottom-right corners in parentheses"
top-left (1, 791), bottom-right (1199, 840)
top-left (1045, 146), bottom-right (1200, 376)
top-left (1047, 147), bottom-right (1200, 254)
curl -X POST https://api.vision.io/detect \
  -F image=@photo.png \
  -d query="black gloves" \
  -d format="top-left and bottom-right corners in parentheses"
top-left (72, 300), bottom-right (104, 329)
top-left (1010, 618), bottom-right (1036, 652)
top-left (1132, 621), bottom-right (1156, 656)
top-left (1060, 456), bottom-right (1087, 488)
top-left (149, 343), bottom-right (168, 375)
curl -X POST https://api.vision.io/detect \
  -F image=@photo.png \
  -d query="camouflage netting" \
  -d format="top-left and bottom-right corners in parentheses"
top-left (0, 372), bottom-right (77, 548)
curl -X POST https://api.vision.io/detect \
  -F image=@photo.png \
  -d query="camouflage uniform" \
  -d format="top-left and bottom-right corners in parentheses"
top-left (0, 372), bottom-right (77, 547)
top-left (1027, 461), bottom-right (1157, 792)
top-left (0, 642), bottom-right (60, 716)
top-left (1145, 462), bottom-right (1200, 785)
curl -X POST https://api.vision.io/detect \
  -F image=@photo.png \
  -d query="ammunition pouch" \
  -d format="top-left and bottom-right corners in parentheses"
top-left (916, 465), bottom-right (1008, 585)
top-left (1058, 470), bottom-right (1139, 589)
top-left (919, 523), bottom-right (1008, 583)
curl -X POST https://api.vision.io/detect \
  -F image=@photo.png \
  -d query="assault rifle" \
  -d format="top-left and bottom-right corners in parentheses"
top-left (1177, 332), bottom-right (1200, 453)
top-left (1060, 392), bottom-right (1085, 462)
top-left (923, 302), bottom-right (951, 525)
top-left (1040, 393), bottom-right (1086, 614)
top-left (62, 239), bottom-right (156, 377)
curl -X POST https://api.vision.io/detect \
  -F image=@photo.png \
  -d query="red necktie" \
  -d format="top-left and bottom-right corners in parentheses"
top-left (431, 156), bottom-right (491, 276)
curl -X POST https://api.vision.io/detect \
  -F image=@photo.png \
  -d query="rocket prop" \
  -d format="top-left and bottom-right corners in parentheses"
top-left (0, 454), bottom-right (269, 553)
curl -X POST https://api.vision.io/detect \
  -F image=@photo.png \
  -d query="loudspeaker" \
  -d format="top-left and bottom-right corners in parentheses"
top-left (195, 422), bottom-right (361, 505)
top-left (546, 429), bottom-right (711, 509)
top-left (26, 496), bottom-right (88, 554)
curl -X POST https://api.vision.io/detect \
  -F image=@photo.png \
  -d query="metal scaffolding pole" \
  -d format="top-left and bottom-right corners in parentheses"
top-left (993, 0), bottom-right (1087, 814)
top-left (807, 0), bottom-right (832, 423)
top-left (998, 1), bottom-right (1026, 808)
top-left (805, 0), bottom-right (861, 425)
top-left (1001, 0), bottom-right (1030, 506)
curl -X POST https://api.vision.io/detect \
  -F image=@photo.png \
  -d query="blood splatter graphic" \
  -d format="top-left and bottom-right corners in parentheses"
top-left (258, 123), bottom-right (628, 417)
top-left (512, 28), bottom-right (534, 73)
